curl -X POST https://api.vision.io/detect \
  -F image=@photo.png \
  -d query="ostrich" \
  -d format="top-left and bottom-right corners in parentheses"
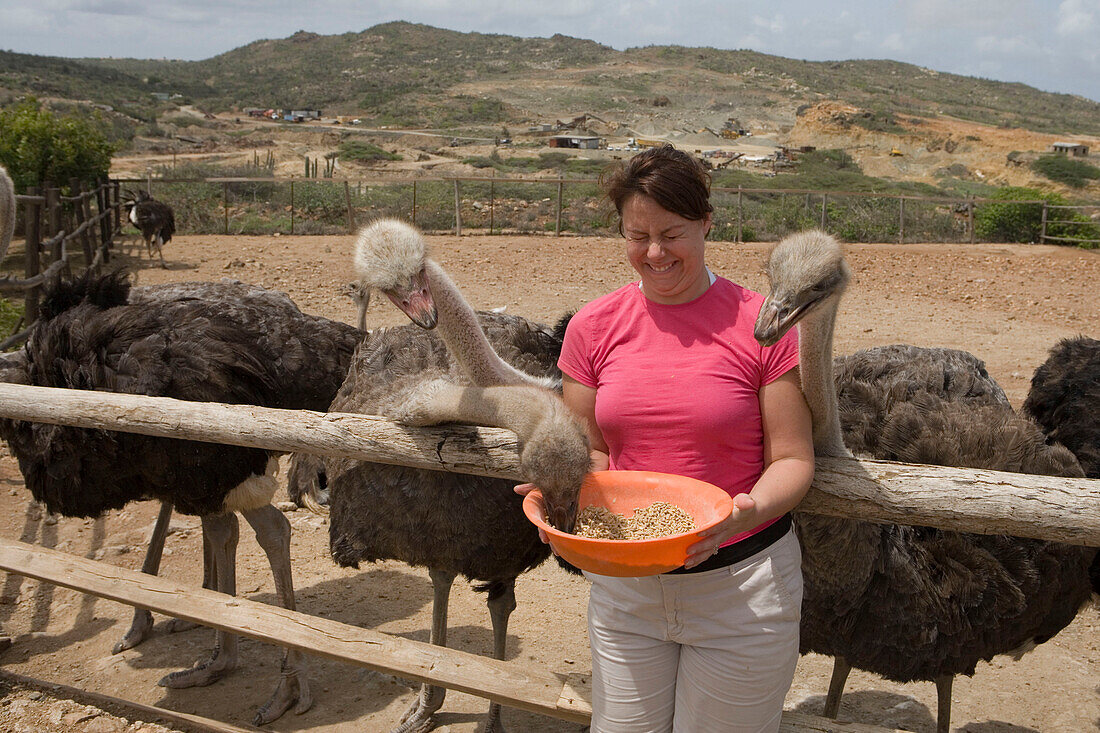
top-left (753, 230), bottom-right (1095, 733)
top-left (320, 219), bottom-right (589, 733)
top-left (0, 270), bottom-right (361, 725)
top-left (126, 190), bottom-right (175, 267)
top-left (0, 163), bottom-right (14, 265)
top-left (1024, 336), bottom-right (1100, 595)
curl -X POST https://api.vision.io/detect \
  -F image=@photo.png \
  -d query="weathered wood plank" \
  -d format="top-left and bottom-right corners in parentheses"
top-left (0, 383), bottom-right (1098, 545)
top-left (0, 539), bottom-right (902, 732)
top-left (0, 669), bottom-right (262, 733)
top-left (0, 537), bottom-right (586, 723)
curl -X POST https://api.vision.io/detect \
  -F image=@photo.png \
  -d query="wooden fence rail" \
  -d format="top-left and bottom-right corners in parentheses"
top-left (0, 382), bottom-right (1096, 546)
top-left (0, 538), bottom-right (902, 732)
top-left (3, 179), bottom-right (124, 345)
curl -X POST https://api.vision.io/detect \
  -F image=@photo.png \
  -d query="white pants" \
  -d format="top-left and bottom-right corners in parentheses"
top-left (585, 529), bottom-right (802, 733)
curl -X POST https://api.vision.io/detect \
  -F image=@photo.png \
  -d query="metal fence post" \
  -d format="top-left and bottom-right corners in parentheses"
top-left (344, 180), bottom-right (355, 234)
top-left (489, 179), bottom-right (495, 235)
top-left (968, 197), bottom-right (975, 244)
top-left (454, 179), bottom-right (462, 236)
top-left (556, 180), bottom-right (563, 237)
top-left (1040, 201), bottom-right (1048, 243)
top-left (223, 182), bottom-right (229, 235)
top-left (412, 181), bottom-right (417, 226)
top-left (898, 196), bottom-right (905, 244)
top-left (820, 194), bottom-right (827, 230)
top-left (737, 186), bottom-right (743, 243)
top-left (290, 180), bottom-right (295, 235)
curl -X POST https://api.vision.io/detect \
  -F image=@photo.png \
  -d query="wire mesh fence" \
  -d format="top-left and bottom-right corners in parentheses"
top-left (122, 176), bottom-right (1097, 245)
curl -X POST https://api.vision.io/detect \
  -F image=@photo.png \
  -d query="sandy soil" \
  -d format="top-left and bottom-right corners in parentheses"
top-left (0, 233), bottom-right (1098, 733)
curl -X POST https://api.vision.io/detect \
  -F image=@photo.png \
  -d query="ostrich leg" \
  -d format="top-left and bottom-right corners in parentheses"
top-left (113, 501), bottom-right (174, 653)
top-left (113, 502), bottom-right (210, 654)
top-left (823, 656), bottom-right (851, 719)
top-left (242, 504), bottom-right (313, 724)
top-left (481, 580), bottom-right (517, 733)
top-left (935, 674), bottom-right (953, 733)
top-left (395, 569), bottom-right (456, 733)
top-left (159, 512), bottom-right (240, 689)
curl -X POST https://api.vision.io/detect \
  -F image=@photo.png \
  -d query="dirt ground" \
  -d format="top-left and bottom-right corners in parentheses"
top-left (0, 232), bottom-right (1098, 733)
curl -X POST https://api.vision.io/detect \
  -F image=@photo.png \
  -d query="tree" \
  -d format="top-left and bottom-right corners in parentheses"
top-left (0, 97), bottom-right (115, 193)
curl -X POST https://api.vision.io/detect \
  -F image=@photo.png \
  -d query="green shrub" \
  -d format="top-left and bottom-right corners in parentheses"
top-left (974, 187), bottom-right (1099, 245)
top-left (0, 96), bottom-right (115, 192)
top-left (1031, 155), bottom-right (1100, 188)
top-left (339, 141), bottom-right (401, 162)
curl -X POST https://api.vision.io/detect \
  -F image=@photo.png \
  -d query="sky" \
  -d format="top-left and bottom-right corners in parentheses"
top-left (2, 0), bottom-right (1099, 102)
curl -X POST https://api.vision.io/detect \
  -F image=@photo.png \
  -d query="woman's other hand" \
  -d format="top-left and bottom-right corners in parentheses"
top-left (683, 493), bottom-right (757, 569)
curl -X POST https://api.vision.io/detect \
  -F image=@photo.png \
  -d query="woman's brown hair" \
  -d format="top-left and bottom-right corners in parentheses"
top-left (600, 144), bottom-right (712, 233)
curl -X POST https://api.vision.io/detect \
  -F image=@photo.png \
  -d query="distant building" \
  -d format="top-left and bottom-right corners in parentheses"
top-left (548, 135), bottom-right (602, 149)
top-left (1052, 142), bottom-right (1089, 156)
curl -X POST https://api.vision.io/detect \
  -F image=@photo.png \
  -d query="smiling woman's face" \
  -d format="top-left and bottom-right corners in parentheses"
top-left (622, 193), bottom-right (712, 305)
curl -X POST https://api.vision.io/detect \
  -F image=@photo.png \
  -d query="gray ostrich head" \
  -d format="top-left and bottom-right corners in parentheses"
top-left (754, 229), bottom-right (850, 346)
top-left (353, 218), bottom-right (437, 329)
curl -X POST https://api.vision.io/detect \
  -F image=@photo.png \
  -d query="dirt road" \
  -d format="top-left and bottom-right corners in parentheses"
top-left (0, 233), bottom-right (1097, 732)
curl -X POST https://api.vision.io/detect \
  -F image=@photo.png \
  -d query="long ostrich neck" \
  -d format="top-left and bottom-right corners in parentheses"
top-left (424, 258), bottom-right (538, 388)
top-left (799, 294), bottom-right (850, 458)
top-left (0, 172), bottom-right (14, 264)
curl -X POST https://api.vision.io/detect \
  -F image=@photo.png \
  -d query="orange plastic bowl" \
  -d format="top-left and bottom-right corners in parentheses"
top-left (522, 470), bottom-right (734, 577)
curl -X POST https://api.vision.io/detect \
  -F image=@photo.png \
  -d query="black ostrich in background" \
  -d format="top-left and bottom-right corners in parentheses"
top-left (1024, 335), bottom-right (1100, 595)
top-left (126, 190), bottom-right (175, 267)
top-left (314, 220), bottom-right (589, 733)
top-left (753, 231), bottom-right (1095, 733)
top-left (0, 270), bottom-right (361, 724)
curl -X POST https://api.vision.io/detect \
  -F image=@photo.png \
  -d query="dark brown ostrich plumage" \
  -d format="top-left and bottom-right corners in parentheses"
top-left (0, 269), bottom-right (361, 723)
top-left (126, 191), bottom-right (175, 265)
top-left (755, 230), bottom-right (1096, 732)
top-left (1024, 335), bottom-right (1100, 595)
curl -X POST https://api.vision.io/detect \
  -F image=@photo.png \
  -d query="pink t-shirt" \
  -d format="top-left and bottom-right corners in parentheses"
top-left (558, 277), bottom-right (799, 545)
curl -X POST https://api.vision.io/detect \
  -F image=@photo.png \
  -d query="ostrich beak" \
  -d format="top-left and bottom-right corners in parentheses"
top-left (385, 270), bottom-right (437, 329)
top-left (544, 495), bottom-right (578, 535)
top-left (754, 293), bottom-right (820, 347)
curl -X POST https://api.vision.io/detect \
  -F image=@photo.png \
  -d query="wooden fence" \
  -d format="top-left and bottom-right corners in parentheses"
top-left (3, 179), bottom-right (125, 348)
top-left (0, 382), bottom-right (1096, 731)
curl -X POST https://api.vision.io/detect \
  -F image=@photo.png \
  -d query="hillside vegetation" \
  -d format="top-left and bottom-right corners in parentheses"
top-left (2, 21), bottom-right (1096, 137)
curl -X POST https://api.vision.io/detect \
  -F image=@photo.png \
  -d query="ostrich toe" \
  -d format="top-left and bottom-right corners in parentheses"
top-left (252, 657), bottom-right (313, 724)
top-left (113, 608), bottom-right (155, 653)
top-left (157, 638), bottom-right (237, 689)
top-left (394, 685), bottom-right (446, 733)
top-left (162, 617), bottom-right (203, 634)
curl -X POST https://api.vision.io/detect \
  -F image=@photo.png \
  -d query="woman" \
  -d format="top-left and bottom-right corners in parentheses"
top-left (523, 145), bottom-right (814, 731)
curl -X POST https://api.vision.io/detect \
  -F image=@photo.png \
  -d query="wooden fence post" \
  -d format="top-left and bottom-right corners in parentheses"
top-left (820, 194), bottom-right (827, 230)
top-left (556, 180), bottom-right (563, 237)
top-left (23, 187), bottom-right (41, 325)
top-left (344, 180), bottom-right (355, 233)
top-left (223, 182), bottom-right (229, 235)
top-left (45, 184), bottom-right (62, 263)
top-left (1040, 202), bottom-right (1048, 243)
top-left (737, 186), bottom-right (743, 243)
top-left (489, 179), bottom-right (495, 235)
top-left (454, 179), bottom-right (462, 236)
top-left (95, 179), bottom-right (110, 263)
top-left (71, 180), bottom-right (94, 265)
top-left (290, 180), bottom-right (295, 235)
top-left (898, 196), bottom-right (905, 244)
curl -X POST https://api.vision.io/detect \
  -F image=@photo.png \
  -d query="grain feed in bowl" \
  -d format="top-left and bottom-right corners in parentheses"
top-left (575, 501), bottom-right (696, 540)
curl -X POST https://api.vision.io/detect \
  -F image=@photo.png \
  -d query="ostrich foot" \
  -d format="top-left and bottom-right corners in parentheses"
top-left (393, 685), bottom-right (446, 733)
top-left (252, 663), bottom-right (313, 725)
top-left (157, 652), bottom-right (235, 689)
top-left (113, 608), bottom-right (155, 653)
top-left (478, 702), bottom-right (506, 733)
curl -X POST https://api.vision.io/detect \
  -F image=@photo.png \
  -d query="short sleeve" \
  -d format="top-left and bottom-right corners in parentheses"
top-left (760, 325), bottom-right (799, 386)
top-left (557, 311), bottom-right (597, 388)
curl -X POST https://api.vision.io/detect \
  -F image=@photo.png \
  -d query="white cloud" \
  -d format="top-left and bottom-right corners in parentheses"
top-left (881, 33), bottom-right (905, 52)
top-left (751, 14), bottom-right (786, 34)
top-left (1056, 0), bottom-right (1096, 35)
